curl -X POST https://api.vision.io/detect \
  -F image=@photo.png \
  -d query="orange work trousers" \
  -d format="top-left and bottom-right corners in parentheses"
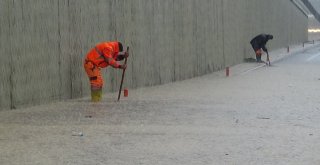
top-left (84, 59), bottom-right (103, 89)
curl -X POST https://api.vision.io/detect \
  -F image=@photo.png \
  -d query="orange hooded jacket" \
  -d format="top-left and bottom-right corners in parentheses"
top-left (85, 41), bottom-right (120, 68)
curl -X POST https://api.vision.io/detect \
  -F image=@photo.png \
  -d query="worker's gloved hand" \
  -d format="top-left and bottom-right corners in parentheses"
top-left (118, 64), bottom-right (127, 69)
top-left (116, 51), bottom-right (129, 61)
top-left (124, 51), bottom-right (129, 58)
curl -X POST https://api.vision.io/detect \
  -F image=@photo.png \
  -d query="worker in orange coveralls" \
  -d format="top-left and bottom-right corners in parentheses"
top-left (84, 41), bottom-right (129, 102)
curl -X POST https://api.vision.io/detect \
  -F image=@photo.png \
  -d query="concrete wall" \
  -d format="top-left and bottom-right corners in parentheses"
top-left (0, 0), bottom-right (308, 110)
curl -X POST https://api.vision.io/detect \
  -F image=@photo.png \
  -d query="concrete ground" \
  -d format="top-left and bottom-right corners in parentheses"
top-left (1, 43), bottom-right (320, 165)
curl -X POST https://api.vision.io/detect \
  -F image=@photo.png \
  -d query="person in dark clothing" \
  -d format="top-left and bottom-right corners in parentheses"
top-left (250, 34), bottom-right (273, 62)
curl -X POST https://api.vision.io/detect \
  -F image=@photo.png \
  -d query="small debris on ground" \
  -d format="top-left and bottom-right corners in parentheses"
top-left (257, 117), bottom-right (270, 120)
top-left (72, 131), bottom-right (83, 136)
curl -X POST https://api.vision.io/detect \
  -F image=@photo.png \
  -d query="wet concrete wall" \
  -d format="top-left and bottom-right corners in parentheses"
top-left (0, 0), bottom-right (308, 110)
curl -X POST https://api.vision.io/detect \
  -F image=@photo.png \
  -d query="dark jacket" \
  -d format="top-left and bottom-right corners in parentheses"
top-left (250, 34), bottom-right (273, 52)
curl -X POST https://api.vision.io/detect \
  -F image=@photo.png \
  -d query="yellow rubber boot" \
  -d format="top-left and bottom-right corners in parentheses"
top-left (91, 89), bottom-right (102, 102)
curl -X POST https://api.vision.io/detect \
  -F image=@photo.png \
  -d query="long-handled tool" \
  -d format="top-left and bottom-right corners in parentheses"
top-left (117, 46), bottom-right (129, 101)
top-left (266, 50), bottom-right (271, 66)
